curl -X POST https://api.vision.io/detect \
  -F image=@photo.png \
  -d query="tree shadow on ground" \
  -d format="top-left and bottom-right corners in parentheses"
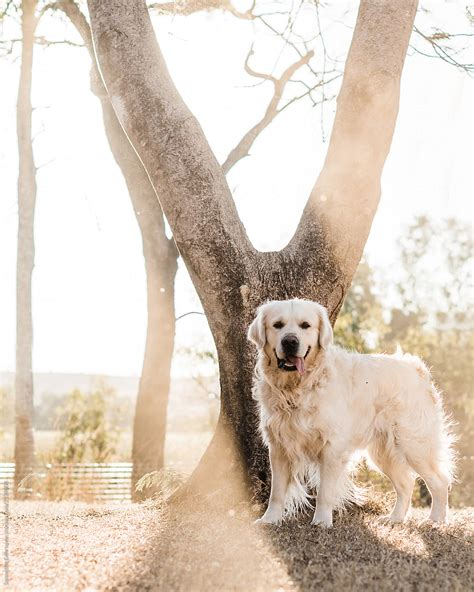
top-left (108, 497), bottom-right (473, 592)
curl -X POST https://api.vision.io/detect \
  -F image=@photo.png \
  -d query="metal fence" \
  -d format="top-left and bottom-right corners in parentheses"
top-left (0, 463), bottom-right (133, 502)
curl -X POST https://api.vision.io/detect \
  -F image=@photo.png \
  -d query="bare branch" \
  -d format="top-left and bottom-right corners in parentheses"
top-left (278, 73), bottom-right (342, 113)
top-left (37, 2), bottom-right (59, 18)
top-left (145, 0), bottom-right (473, 79)
top-left (413, 25), bottom-right (473, 74)
top-left (222, 48), bottom-right (314, 174)
top-left (34, 35), bottom-right (84, 47)
top-left (243, 45), bottom-right (276, 83)
top-left (175, 311), bottom-right (206, 322)
top-left (0, 0), bottom-right (16, 20)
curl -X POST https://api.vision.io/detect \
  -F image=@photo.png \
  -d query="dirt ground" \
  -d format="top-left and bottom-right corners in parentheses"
top-left (3, 497), bottom-right (473, 591)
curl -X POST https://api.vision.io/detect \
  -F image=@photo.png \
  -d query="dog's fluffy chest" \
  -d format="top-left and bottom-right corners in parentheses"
top-left (258, 382), bottom-right (326, 463)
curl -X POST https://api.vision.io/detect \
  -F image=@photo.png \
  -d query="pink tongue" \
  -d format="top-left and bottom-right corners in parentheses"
top-left (287, 356), bottom-right (305, 375)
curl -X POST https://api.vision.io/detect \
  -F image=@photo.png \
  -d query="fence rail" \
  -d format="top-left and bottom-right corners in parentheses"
top-left (1, 457), bottom-right (473, 504)
top-left (0, 463), bottom-right (134, 502)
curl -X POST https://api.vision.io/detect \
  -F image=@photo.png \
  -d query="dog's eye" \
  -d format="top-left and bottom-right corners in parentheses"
top-left (300, 322), bottom-right (311, 329)
top-left (273, 321), bottom-right (284, 329)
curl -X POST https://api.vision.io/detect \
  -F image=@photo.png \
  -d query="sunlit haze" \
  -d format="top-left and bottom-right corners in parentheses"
top-left (0, 4), bottom-right (472, 377)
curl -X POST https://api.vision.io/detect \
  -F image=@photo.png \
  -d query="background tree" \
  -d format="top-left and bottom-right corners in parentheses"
top-left (13, 0), bottom-right (38, 498)
top-left (87, 0), bottom-right (418, 501)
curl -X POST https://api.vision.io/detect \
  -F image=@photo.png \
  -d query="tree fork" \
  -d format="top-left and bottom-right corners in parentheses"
top-left (87, 0), bottom-right (418, 501)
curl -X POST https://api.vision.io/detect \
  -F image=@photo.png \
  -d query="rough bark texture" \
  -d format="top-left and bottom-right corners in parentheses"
top-left (56, 1), bottom-right (179, 499)
top-left (14, 0), bottom-right (38, 497)
top-left (87, 0), bottom-right (418, 501)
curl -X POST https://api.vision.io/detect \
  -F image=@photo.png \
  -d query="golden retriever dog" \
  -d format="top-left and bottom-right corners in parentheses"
top-left (248, 299), bottom-right (455, 527)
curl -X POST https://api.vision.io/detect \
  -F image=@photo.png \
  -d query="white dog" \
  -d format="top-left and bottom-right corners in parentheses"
top-left (248, 299), bottom-right (455, 527)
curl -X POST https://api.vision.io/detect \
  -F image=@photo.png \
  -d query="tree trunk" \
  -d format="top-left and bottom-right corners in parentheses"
top-left (90, 72), bottom-right (179, 499)
top-left (87, 0), bottom-right (417, 502)
top-left (14, 0), bottom-right (37, 498)
top-left (57, 2), bottom-right (179, 499)
top-left (131, 246), bottom-right (177, 498)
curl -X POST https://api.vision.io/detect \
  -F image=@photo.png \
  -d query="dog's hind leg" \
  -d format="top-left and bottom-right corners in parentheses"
top-left (407, 457), bottom-right (450, 523)
top-left (368, 439), bottom-right (415, 523)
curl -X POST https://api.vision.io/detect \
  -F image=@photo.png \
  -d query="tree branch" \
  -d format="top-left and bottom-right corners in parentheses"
top-left (412, 25), bottom-right (473, 74)
top-left (53, 0), bottom-right (94, 52)
top-left (222, 47), bottom-right (314, 174)
top-left (34, 35), bottom-right (84, 47)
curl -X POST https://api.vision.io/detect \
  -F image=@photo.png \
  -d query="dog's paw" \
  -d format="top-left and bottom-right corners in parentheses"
top-left (312, 507), bottom-right (333, 528)
top-left (377, 514), bottom-right (406, 525)
top-left (254, 504), bottom-right (284, 525)
top-left (311, 517), bottom-right (333, 528)
top-left (419, 517), bottom-right (447, 527)
top-left (254, 516), bottom-right (281, 526)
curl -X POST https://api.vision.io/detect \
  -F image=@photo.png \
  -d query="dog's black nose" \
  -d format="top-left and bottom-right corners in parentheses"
top-left (281, 334), bottom-right (299, 353)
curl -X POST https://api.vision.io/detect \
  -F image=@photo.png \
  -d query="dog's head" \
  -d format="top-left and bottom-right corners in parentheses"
top-left (248, 299), bottom-right (333, 376)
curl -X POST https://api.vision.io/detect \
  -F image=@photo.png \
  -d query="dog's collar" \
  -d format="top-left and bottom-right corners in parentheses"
top-left (275, 347), bottom-right (311, 371)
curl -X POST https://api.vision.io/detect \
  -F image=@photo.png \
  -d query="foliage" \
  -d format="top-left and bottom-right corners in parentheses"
top-left (18, 381), bottom-right (126, 501)
top-left (34, 392), bottom-right (66, 430)
top-left (135, 468), bottom-right (186, 500)
top-left (50, 380), bottom-right (122, 464)
top-left (391, 216), bottom-right (473, 328)
top-left (0, 384), bottom-right (14, 460)
top-left (334, 260), bottom-right (388, 352)
top-left (0, 386), bottom-right (6, 442)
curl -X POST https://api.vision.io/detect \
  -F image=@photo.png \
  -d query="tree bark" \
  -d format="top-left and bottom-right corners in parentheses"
top-left (87, 0), bottom-right (417, 502)
top-left (14, 0), bottom-right (38, 498)
top-left (56, 1), bottom-right (179, 499)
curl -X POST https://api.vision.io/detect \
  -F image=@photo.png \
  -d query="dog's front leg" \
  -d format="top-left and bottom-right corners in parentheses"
top-left (312, 447), bottom-right (346, 528)
top-left (255, 444), bottom-right (290, 524)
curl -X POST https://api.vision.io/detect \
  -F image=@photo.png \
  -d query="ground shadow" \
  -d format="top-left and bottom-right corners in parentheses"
top-left (265, 504), bottom-right (473, 591)
top-left (107, 496), bottom-right (473, 592)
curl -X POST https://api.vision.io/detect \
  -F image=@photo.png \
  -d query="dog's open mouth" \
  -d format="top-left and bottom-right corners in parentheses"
top-left (275, 348), bottom-right (310, 375)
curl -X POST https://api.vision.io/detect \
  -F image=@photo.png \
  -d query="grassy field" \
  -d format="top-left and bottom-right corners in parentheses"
top-left (1, 430), bottom-right (213, 473)
top-left (5, 497), bottom-right (473, 591)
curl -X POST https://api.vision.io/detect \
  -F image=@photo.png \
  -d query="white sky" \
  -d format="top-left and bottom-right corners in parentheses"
top-left (0, 3), bottom-right (472, 377)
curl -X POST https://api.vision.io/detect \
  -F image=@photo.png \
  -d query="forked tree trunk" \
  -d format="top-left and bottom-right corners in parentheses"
top-left (87, 0), bottom-right (417, 502)
top-left (14, 0), bottom-right (38, 498)
top-left (56, 2), bottom-right (179, 499)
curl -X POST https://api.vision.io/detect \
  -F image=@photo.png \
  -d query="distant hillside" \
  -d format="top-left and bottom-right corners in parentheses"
top-left (0, 372), bottom-right (220, 432)
top-left (0, 372), bottom-right (139, 401)
top-left (0, 372), bottom-right (219, 400)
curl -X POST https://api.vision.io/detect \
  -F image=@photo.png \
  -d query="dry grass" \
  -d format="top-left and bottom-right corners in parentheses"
top-left (4, 495), bottom-right (473, 591)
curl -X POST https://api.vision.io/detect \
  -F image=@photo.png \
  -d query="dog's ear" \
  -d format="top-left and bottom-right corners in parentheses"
top-left (318, 306), bottom-right (333, 350)
top-left (248, 306), bottom-right (266, 349)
